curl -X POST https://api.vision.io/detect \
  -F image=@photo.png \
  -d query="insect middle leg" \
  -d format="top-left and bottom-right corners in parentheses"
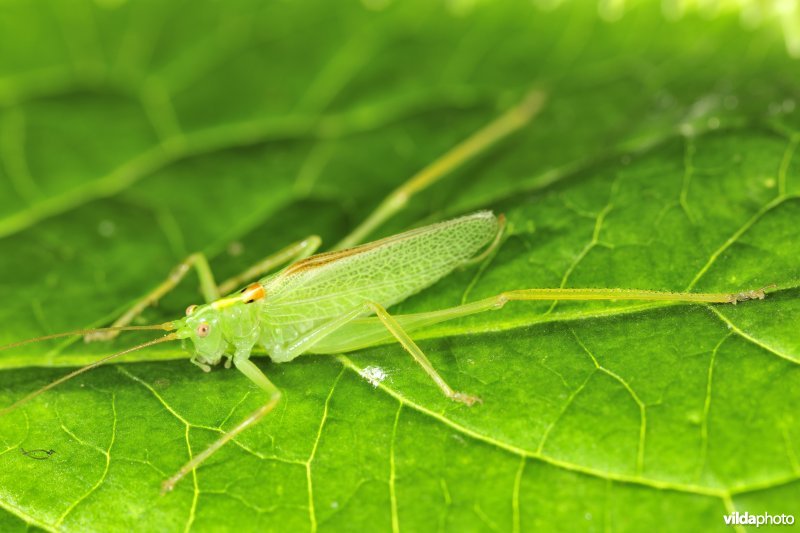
top-left (217, 236), bottom-right (321, 295)
top-left (85, 236), bottom-right (321, 342)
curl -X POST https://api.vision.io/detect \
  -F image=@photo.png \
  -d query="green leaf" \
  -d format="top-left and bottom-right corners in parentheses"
top-left (1, 1), bottom-right (800, 531)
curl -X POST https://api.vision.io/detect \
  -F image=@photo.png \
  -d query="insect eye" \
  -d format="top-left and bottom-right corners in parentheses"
top-left (185, 305), bottom-right (198, 316)
top-left (197, 323), bottom-right (210, 337)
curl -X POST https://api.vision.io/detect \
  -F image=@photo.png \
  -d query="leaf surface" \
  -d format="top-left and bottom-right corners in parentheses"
top-left (1, 1), bottom-right (799, 531)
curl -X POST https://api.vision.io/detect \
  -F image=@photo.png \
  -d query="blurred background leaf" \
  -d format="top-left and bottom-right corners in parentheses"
top-left (1, 0), bottom-right (799, 531)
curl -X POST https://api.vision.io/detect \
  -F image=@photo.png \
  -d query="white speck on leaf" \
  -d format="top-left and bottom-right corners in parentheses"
top-left (359, 366), bottom-right (388, 388)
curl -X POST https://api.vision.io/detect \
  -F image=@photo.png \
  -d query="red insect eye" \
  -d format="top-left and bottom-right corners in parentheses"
top-left (185, 305), bottom-right (198, 316)
top-left (197, 324), bottom-right (210, 337)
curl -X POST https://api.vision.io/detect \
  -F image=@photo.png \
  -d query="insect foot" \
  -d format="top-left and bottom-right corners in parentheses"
top-left (732, 284), bottom-right (776, 304)
top-left (161, 478), bottom-right (176, 495)
top-left (451, 391), bottom-right (483, 406)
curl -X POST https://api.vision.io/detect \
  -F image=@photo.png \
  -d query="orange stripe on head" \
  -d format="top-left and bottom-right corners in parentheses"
top-left (239, 282), bottom-right (266, 304)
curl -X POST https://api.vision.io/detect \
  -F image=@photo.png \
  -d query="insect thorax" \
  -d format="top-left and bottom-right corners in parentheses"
top-left (182, 302), bottom-right (263, 366)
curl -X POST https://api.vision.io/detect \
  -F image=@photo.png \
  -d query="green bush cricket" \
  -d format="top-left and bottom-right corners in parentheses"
top-left (0, 91), bottom-right (772, 494)
top-left (0, 210), bottom-right (771, 492)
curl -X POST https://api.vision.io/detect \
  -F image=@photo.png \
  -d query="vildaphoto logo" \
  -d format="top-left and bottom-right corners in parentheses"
top-left (723, 512), bottom-right (795, 527)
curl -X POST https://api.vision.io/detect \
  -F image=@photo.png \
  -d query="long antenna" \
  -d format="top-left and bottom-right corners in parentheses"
top-left (0, 332), bottom-right (179, 416)
top-left (0, 322), bottom-right (176, 352)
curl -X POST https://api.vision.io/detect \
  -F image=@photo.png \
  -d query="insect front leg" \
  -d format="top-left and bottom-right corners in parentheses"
top-left (161, 308), bottom-right (374, 492)
top-left (366, 302), bottom-right (481, 406)
top-left (86, 236), bottom-right (321, 342)
top-left (86, 252), bottom-right (220, 342)
top-left (161, 356), bottom-right (281, 494)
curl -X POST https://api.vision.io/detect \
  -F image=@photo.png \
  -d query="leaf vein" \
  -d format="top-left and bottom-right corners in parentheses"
top-left (696, 334), bottom-right (732, 483)
top-left (389, 403), bottom-right (402, 533)
top-left (55, 392), bottom-right (117, 526)
top-left (686, 195), bottom-right (797, 291)
top-left (572, 330), bottom-right (647, 475)
top-left (337, 355), bottom-right (738, 498)
top-left (305, 368), bottom-right (344, 533)
top-left (707, 306), bottom-right (800, 365)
